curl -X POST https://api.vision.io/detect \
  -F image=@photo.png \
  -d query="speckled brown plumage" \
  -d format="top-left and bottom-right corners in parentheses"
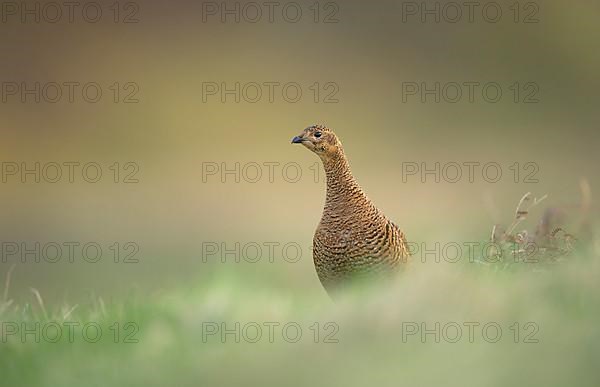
top-left (292, 124), bottom-right (410, 295)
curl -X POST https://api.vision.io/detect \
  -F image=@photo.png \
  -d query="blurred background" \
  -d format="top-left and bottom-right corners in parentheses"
top-left (1, 1), bottom-right (599, 385)
top-left (1, 0), bottom-right (598, 300)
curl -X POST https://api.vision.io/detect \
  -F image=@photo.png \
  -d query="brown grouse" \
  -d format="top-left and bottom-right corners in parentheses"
top-left (292, 124), bottom-right (410, 296)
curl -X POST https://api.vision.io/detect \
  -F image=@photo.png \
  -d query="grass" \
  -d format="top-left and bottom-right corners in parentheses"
top-left (1, 243), bottom-right (599, 386)
top-left (1, 194), bottom-right (599, 387)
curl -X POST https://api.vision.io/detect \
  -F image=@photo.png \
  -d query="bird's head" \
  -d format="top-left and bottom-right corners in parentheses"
top-left (291, 124), bottom-right (342, 159)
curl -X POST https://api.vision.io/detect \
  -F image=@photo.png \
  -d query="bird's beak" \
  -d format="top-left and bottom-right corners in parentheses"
top-left (291, 136), bottom-right (304, 144)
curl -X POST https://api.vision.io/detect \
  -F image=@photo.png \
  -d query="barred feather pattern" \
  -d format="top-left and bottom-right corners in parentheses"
top-left (312, 139), bottom-right (410, 293)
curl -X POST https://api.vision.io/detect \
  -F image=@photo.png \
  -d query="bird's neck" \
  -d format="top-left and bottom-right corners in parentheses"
top-left (321, 149), bottom-right (367, 211)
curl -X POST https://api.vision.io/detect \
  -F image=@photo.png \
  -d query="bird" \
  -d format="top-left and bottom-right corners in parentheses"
top-left (291, 124), bottom-right (410, 296)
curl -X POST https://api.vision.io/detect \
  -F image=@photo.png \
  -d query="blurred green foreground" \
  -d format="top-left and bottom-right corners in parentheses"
top-left (1, 233), bottom-right (599, 387)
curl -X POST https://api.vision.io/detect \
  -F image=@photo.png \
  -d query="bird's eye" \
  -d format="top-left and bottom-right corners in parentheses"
top-left (314, 131), bottom-right (322, 138)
